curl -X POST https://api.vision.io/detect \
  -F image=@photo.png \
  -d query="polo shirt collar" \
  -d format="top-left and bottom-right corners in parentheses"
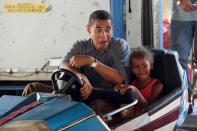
top-left (89, 38), bottom-right (112, 54)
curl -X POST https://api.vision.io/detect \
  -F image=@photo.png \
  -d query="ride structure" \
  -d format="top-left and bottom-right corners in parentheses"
top-left (0, 49), bottom-right (189, 131)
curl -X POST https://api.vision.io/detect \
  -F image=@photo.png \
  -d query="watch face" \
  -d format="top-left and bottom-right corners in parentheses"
top-left (176, 0), bottom-right (180, 5)
top-left (90, 61), bottom-right (97, 68)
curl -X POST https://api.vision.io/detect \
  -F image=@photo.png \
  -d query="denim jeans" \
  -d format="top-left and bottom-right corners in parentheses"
top-left (170, 21), bottom-right (197, 77)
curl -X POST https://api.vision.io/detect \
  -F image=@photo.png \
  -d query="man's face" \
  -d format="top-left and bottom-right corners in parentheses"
top-left (87, 19), bottom-right (112, 52)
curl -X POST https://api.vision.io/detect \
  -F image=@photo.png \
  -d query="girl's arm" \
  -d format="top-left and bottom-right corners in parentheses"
top-left (115, 84), bottom-right (148, 106)
top-left (128, 85), bottom-right (148, 106)
top-left (148, 81), bottom-right (163, 103)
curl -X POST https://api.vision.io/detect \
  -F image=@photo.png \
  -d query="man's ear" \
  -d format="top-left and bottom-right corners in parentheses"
top-left (86, 24), bottom-right (91, 34)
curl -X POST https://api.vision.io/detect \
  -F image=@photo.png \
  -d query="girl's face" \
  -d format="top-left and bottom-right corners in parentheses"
top-left (131, 57), bottom-right (153, 80)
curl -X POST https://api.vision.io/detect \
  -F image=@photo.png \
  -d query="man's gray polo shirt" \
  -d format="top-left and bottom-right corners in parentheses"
top-left (60, 37), bottom-right (131, 88)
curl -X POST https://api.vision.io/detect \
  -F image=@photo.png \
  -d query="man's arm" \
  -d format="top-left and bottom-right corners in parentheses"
top-left (68, 55), bottom-right (124, 85)
top-left (92, 59), bottom-right (124, 84)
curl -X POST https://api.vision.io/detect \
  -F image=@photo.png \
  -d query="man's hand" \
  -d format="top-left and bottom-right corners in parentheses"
top-left (70, 55), bottom-right (94, 68)
top-left (80, 75), bottom-right (93, 100)
top-left (59, 63), bottom-right (93, 100)
top-left (179, 0), bottom-right (194, 11)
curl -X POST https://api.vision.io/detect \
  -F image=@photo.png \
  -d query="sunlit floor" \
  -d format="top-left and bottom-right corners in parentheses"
top-left (178, 87), bottom-right (197, 130)
top-left (192, 88), bottom-right (197, 114)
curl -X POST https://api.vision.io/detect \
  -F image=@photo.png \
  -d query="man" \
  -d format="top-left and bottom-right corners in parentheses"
top-left (170, 0), bottom-right (197, 80)
top-left (22, 10), bottom-right (131, 114)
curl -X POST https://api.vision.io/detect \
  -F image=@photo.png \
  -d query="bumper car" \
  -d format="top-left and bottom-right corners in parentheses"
top-left (0, 49), bottom-right (189, 131)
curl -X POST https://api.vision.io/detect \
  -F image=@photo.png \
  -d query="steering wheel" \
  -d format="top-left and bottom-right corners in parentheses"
top-left (51, 68), bottom-right (83, 100)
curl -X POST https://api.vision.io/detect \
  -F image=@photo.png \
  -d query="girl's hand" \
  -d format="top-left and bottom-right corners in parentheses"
top-left (114, 84), bottom-right (129, 94)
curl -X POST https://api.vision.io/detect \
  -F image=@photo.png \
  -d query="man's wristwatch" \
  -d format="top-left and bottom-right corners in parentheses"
top-left (90, 59), bottom-right (98, 68)
top-left (176, 0), bottom-right (181, 6)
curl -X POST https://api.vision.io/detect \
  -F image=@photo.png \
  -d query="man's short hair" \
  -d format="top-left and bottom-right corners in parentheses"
top-left (88, 10), bottom-right (112, 25)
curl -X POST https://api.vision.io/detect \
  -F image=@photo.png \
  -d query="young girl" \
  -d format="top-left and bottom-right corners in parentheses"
top-left (115, 46), bottom-right (163, 113)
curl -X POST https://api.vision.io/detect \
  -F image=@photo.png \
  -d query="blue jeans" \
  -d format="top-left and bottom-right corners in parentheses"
top-left (170, 21), bottom-right (197, 77)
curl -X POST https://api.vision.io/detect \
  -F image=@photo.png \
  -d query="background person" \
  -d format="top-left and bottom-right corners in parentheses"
top-left (170, 0), bottom-right (197, 82)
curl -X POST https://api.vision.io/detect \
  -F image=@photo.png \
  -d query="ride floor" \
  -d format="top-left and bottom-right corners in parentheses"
top-left (178, 88), bottom-right (197, 130)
